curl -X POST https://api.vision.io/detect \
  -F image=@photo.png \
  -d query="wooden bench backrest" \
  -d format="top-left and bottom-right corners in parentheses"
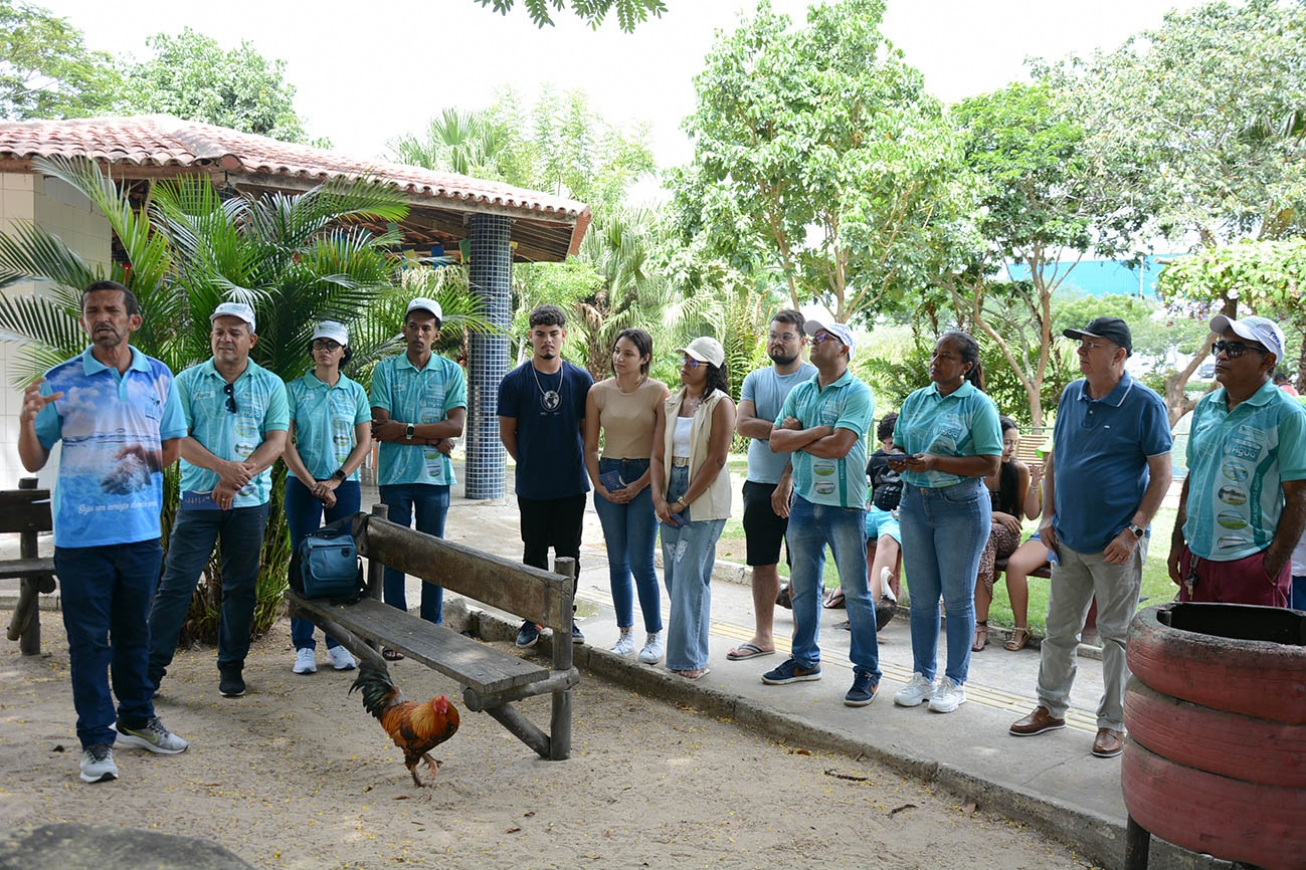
top-left (0, 488), bottom-right (52, 536)
top-left (354, 514), bottom-right (573, 631)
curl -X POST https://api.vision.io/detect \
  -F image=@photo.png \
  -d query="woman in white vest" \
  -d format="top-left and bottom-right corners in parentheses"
top-left (650, 336), bottom-right (736, 680)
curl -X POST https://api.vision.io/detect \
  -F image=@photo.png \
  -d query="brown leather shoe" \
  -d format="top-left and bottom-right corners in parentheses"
top-left (1092, 727), bottom-right (1125, 758)
top-left (1009, 706), bottom-right (1066, 736)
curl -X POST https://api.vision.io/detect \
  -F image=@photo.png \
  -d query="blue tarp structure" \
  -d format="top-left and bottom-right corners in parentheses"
top-left (1004, 255), bottom-right (1185, 299)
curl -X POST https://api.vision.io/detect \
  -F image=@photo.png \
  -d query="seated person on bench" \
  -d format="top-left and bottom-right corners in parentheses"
top-left (973, 416), bottom-right (1036, 652)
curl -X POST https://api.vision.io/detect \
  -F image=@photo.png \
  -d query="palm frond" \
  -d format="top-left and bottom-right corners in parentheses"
top-left (0, 221), bottom-right (99, 298)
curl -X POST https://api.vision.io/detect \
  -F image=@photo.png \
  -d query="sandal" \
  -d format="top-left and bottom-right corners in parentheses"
top-left (823, 589), bottom-right (846, 609)
top-left (972, 622), bottom-right (988, 652)
top-left (1004, 627), bottom-right (1031, 652)
top-left (382, 647), bottom-right (405, 661)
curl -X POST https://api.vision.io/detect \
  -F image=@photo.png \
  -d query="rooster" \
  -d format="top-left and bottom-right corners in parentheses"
top-left (349, 663), bottom-right (460, 787)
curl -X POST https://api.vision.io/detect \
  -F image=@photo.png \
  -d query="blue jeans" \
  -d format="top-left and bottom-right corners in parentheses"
top-left (594, 458), bottom-right (662, 633)
top-left (899, 478), bottom-right (991, 684)
top-left (286, 477), bottom-right (361, 650)
top-left (787, 495), bottom-right (881, 679)
top-left (660, 465), bottom-right (725, 670)
top-left (379, 483), bottom-right (450, 624)
top-left (148, 503), bottom-right (271, 683)
top-left (55, 540), bottom-right (163, 748)
top-left (1293, 575), bottom-right (1306, 611)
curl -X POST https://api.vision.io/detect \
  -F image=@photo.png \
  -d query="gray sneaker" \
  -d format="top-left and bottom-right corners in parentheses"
top-left (115, 716), bottom-right (189, 755)
top-left (80, 743), bottom-right (118, 783)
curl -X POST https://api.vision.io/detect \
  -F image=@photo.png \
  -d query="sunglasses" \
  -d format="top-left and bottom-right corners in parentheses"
top-left (223, 383), bottom-right (237, 414)
top-left (681, 356), bottom-right (702, 368)
top-left (311, 338), bottom-right (341, 351)
top-left (1212, 340), bottom-right (1267, 359)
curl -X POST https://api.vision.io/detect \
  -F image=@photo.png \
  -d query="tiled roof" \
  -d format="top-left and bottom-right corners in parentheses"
top-left (0, 115), bottom-right (591, 256)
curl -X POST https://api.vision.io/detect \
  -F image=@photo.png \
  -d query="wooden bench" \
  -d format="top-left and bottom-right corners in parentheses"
top-left (3, 479), bottom-right (57, 656)
top-left (285, 505), bottom-right (578, 761)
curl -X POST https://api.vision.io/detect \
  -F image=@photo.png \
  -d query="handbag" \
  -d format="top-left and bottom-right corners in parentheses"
top-left (291, 523), bottom-right (364, 603)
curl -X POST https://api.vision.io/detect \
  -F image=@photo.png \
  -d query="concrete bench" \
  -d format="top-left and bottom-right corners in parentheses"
top-left (3, 478), bottom-right (57, 656)
top-left (286, 506), bottom-right (578, 761)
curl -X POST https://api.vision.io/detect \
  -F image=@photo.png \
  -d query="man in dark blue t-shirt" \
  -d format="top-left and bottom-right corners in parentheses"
top-left (498, 304), bottom-right (594, 648)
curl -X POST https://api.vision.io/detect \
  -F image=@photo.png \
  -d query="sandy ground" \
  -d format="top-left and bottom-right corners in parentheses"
top-left (0, 615), bottom-right (1095, 870)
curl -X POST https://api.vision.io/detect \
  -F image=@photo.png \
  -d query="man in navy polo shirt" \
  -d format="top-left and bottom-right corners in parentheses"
top-left (148, 302), bottom-right (289, 700)
top-left (1010, 317), bottom-right (1172, 760)
top-left (19, 281), bottom-right (189, 783)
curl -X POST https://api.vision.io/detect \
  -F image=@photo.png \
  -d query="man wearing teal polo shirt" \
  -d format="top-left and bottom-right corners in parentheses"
top-left (764, 318), bottom-right (881, 708)
top-left (370, 297), bottom-right (466, 633)
top-left (148, 302), bottom-right (288, 699)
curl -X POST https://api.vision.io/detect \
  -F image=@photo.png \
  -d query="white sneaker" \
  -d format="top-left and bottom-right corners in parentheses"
top-left (293, 648), bottom-right (317, 674)
top-left (928, 676), bottom-right (967, 713)
top-left (80, 744), bottom-right (117, 783)
top-left (880, 567), bottom-right (897, 603)
top-left (893, 673), bottom-right (936, 707)
top-left (610, 630), bottom-right (636, 657)
top-left (326, 646), bottom-right (357, 671)
top-left (638, 631), bottom-right (664, 664)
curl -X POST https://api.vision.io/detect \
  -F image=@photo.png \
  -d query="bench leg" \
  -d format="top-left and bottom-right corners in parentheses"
top-left (485, 703), bottom-right (551, 759)
top-left (1125, 814), bottom-right (1150, 870)
top-left (6, 578), bottom-right (42, 656)
top-left (550, 688), bottom-right (572, 760)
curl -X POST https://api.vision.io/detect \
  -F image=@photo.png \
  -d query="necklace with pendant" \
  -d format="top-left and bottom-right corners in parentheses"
top-left (532, 363), bottom-right (563, 411)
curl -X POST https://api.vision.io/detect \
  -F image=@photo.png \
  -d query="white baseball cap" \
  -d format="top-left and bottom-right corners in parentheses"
top-left (803, 318), bottom-right (856, 359)
top-left (210, 301), bottom-right (255, 332)
top-left (406, 297), bottom-right (443, 323)
top-left (311, 320), bottom-right (348, 345)
top-left (677, 336), bottom-right (726, 368)
top-left (1210, 314), bottom-right (1286, 361)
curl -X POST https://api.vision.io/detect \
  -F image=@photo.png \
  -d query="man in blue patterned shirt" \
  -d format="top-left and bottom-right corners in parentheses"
top-left (19, 281), bottom-right (189, 783)
top-left (147, 302), bottom-right (288, 700)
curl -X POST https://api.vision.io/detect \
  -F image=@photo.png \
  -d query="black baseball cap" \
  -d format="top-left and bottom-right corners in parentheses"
top-left (1063, 317), bottom-right (1132, 357)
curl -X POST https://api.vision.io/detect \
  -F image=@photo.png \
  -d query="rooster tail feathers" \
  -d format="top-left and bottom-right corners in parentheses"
top-left (349, 662), bottom-right (402, 720)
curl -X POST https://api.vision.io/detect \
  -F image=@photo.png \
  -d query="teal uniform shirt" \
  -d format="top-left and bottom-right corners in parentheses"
top-left (775, 369), bottom-right (874, 508)
top-left (35, 347), bottom-right (187, 547)
top-left (175, 358), bottom-right (290, 507)
top-left (1184, 379), bottom-right (1306, 560)
top-left (894, 381), bottom-right (1003, 488)
top-left (286, 372), bottom-right (370, 481)
top-left (370, 353), bottom-right (467, 486)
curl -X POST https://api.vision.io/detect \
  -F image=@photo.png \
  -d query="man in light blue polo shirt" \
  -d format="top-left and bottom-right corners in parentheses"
top-left (764, 318), bottom-right (881, 708)
top-left (1011, 317), bottom-right (1171, 760)
top-left (19, 281), bottom-right (189, 783)
top-left (148, 302), bottom-right (288, 700)
top-left (1170, 314), bottom-right (1306, 607)
top-left (370, 297), bottom-right (466, 634)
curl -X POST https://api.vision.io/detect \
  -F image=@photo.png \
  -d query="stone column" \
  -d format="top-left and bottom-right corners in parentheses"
top-left (464, 214), bottom-right (511, 500)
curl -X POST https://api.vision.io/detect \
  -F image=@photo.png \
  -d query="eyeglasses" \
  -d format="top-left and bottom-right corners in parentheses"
top-left (1212, 340), bottom-right (1267, 359)
top-left (223, 383), bottom-right (237, 414)
top-left (681, 356), bottom-right (702, 368)
top-left (811, 332), bottom-right (840, 345)
top-left (311, 339), bottom-right (341, 351)
top-left (768, 332), bottom-right (800, 342)
top-left (1077, 340), bottom-right (1112, 352)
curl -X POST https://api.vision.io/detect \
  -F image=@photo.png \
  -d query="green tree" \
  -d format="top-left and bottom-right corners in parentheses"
top-left (0, 0), bottom-right (120, 119)
top-left (0, 157), bottom-right (491, 644)
top-left (115, 28), bottom-right (324, 145)
top-left (472, 0), bottom-right (666, 31)
top-left (669, 0), bottom-right (971, 325)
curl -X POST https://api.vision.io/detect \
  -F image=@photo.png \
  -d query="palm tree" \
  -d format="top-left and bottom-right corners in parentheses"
top-left (0, 156), bottom-right (493, 644)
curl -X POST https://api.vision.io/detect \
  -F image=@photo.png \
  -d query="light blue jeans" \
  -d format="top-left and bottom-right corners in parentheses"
top-left (787, 495), bottom-right (880, 680)
top-left (899, 478), bottom-right (990, 684)
top-left (661, 465), bottom-right (725, 671)
top-left (594, 458), bottom-right (662, 633)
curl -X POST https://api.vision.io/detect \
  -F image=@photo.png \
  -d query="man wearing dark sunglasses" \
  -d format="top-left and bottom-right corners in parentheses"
top-left (1168, 314), bottom-right (1306, 608)
top-left (147, 301), bottom-right (289, 701)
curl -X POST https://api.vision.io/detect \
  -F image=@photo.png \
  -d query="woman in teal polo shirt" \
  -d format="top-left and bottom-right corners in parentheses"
top-left (889, 331), bottom-right (1003, 715)
top-left (282, 321), bottom-right (372, 675)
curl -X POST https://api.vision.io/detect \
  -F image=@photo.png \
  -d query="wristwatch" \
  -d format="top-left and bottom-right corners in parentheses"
top-left (1127, 523), bottom-right (1145, 538)
top-left (405, 423), bottom-right (415, 441)
top-left (676, 495), bottom-right (688, 507)
top-left (332, 469), bottom-right (347, 481)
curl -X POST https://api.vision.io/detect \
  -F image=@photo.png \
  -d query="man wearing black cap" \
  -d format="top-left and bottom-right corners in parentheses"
top-left (1010, 317), bottom-right (1172, 760)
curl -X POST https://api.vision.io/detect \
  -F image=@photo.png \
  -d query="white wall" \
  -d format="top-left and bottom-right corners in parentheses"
top-left (0, 172), bottom-right (112, 490)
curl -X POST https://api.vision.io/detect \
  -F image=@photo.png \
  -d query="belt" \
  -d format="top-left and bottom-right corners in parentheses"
top-left (671, 456), bottom-right (691, 467)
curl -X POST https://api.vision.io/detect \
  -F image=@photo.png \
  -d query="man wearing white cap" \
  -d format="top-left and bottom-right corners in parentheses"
top-left (1168, 313), bottom-right (1306, 607)
top-left (282, 321), bottom-right (372, 674)
top-left (148, 301), bottom-right (289, 699)
top-left (764, 318), bottom-right (881, 708)
top-left (369, 297), bottom-right (466, 641)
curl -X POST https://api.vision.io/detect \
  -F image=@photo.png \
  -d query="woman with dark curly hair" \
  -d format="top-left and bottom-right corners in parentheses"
top-left (972, 416), bottom-right (1034, 652)
top-left (650, 337), bottom-right (735, 680)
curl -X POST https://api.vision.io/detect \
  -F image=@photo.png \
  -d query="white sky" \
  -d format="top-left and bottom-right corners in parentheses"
top-left (42, 0), bottom-right (1198, 176)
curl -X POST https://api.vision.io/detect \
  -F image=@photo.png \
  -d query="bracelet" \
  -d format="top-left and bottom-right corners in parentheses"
top-left (676, 495), bottom-right (688, 507)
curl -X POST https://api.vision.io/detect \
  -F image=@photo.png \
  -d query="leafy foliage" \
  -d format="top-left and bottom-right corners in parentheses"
top-left (115, 28), bottom-right (324, 145)
top-left (0, 0), bottom-right (119, 119)
top-left (472, 0), bottom-right (666, 32)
